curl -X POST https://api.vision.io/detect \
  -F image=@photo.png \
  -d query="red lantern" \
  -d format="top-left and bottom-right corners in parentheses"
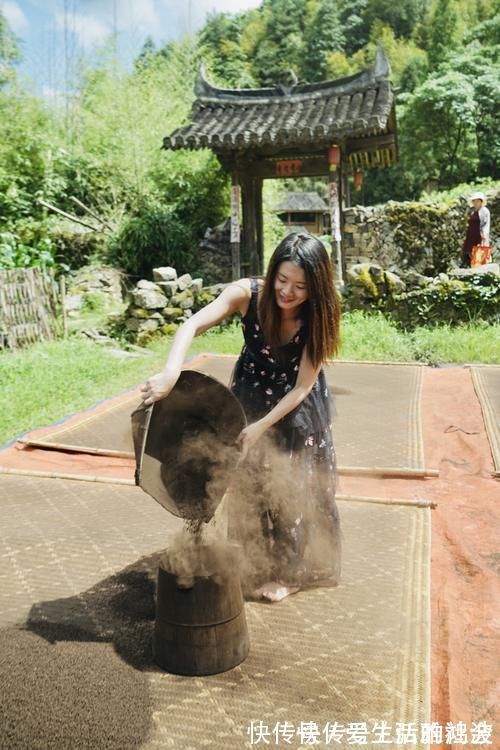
top-left (353, 170), bottom-right (364, 190)
top-left (328, 144), bottom-right (341, 171)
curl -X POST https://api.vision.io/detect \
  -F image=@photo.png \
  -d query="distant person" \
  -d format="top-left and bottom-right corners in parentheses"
top-left (461, 192), bottom-right (491, 267)
top-left (141, 232), bottom-right (342, 602)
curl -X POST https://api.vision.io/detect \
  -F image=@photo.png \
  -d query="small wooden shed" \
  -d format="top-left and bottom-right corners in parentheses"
top-left (273, 192), bottom-right (329, 235)
top-left (163, 47), bottom-right (398, 281)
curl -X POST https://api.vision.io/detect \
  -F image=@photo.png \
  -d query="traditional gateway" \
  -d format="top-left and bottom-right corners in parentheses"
top-left (163, 46), bottom-right (398, 282)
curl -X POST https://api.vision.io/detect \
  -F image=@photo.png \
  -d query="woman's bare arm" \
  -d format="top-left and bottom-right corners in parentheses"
top-left (238, 348), bottom-right (321, 457)
top-left (141, 280), bottom-right (250, 405)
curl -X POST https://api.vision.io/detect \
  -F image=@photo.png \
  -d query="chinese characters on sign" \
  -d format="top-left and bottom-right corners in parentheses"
top-left (231, 184), bottom-right (241, 243)
top-left (328, 180), bottom-right (341, 243)
top-left (275, 160), bottom-right (304, 177)
top-left (247, 720), bottom-right (493, 746)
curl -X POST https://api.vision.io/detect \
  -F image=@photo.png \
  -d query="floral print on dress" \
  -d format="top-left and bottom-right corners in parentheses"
top-left (229, 277), bottom-right (340, 589)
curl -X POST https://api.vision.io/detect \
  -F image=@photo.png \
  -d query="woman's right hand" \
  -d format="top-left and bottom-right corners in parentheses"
top-left (140, 367), bottom-right (180, 406)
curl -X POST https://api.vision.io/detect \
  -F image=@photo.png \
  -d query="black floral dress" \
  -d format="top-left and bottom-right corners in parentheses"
top-left (229, 278), bottom-right (341, 591)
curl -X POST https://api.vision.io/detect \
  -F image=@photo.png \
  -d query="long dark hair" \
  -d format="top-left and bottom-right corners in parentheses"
top-left (258, 232), bottom-right (341, 368)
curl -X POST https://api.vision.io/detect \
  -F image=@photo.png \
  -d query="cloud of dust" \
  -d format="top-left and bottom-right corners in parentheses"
top-left (227, 432), bottom-right (342, 593)
top-left (158, 429), bottom-right (341, 595)
top-left (160, 525), bottom-right (242, 588)
top-left (160, 429), bottom-right (240, 522)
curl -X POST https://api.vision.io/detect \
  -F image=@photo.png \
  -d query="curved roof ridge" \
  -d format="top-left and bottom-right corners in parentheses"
top-left (195, 47), bottom-right (391, 104)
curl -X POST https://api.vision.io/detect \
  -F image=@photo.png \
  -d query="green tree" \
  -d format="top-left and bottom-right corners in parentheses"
top-left (0, 86), bottom-right (65, 223)
top-left (252, 0), bottom-right (306, 84)
top-left (443, 40), bottom-right (500, 177)
top-left (474, 69), bottom-right (500, 177)
top-left (402, 70), bottom-right (478, 187)
top-left (302, 0), bottom-right (345, 81)
top-left (135, 36), bottom-right (157, 71)
top-left (428, 0), bottom-right (458, 68)
top-left (326, 50), bottom-right (358, 78)
top-left (198, 11), bottom-right (252, 86)
top-left (0, 9), bottom-right (20, 85)
top-left (366, 22), bottom-right (428, 86)
top-left (339, 0), bottom-right (369, 56)
top-left (363, 0), bottom-right (424, 39)
top-left (399, 55), bottom-right (428, 93)
top-left (463, 11), bottom-right (500, 45)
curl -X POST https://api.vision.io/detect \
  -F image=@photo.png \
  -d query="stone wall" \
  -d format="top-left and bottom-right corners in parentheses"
top-left (64, 265), bottom-right (124, 314)
top-left (342, 190), bottom-right (499, 275)
top-left (197, 192), bottom-right (499, 280)
top-left (121, 266), bottom-right (229, 346)
top-left (197, 219), bottom-right (233, 285)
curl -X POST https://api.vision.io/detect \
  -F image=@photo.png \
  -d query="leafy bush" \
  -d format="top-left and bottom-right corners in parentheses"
top-left (387, 273), bottom-right (500, 329)
top-left (106, 149), bottom-right (230, 279)
top-left (106, 202), bottom-right (191, 279)
top-left (0, 231), bottom-right (68, 271)
top-left (44, 223), bottom-right (105, 269)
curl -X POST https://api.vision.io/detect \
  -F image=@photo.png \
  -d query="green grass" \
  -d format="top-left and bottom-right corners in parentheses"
top-left (0, 327), bottom-right (242, 446)
top-left (341, 311), bottom-right (500, 366)
top-left (411, 320), bottom-right (500, 366)
top-left (1, 314), bottom-right (498, 446)
top-left (340, 311), bottom-right (415, 361)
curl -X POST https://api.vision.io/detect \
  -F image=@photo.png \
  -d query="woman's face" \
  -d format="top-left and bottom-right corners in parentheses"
top-left (274, 260), bottom-right (308, 312)
top-left (472, 199), bottom-right (483, 211)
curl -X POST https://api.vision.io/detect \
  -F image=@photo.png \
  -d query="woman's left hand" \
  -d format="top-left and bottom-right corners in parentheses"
top-left (238, 420), bottom-right (268, 460)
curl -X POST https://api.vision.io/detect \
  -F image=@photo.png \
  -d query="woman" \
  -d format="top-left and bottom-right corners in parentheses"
top-left (462, 191), bottom-right (491, 266)
top-left (141, 232), bottom-right (342, 602)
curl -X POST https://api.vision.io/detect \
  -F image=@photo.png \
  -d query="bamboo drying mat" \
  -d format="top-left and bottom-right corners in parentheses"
top-left (21, 388), bottom-right (140, 454)
top-left (190, 355), bottom-right (426, 471)
top-left (471, 366), bottom-right (500, 474)
top-left (0, 474), bottom-right (430, 750)
top-left (22, 356), bottom-right (426, 473)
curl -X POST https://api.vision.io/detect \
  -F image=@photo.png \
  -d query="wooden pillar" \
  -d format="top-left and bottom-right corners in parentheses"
top-left (241, 176), bottom-right (259, 277)
top-left (255, 178), bottom-right (264, 275)
top-left (341, 149), bottom-right (350, 209)
top-left (230, 173), bottom-right (241, 280)
top-left (340, 145), bottom-right (349, 281)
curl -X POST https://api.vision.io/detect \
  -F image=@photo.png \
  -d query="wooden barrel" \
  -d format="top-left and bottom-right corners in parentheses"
top-left (153, 563), bottom-right (250, 675)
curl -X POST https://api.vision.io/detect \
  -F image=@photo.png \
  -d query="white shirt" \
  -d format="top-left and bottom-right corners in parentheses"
top-left (478, 206), bottom-right (490, 241)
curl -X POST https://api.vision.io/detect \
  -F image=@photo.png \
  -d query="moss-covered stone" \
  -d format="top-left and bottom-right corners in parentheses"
top-left (343, 189), bottom-right (499, 275)
top-left (128, 307), bottom-right (149, 319)
top-left (162, 306), bottom-right (183, 321)
top-left (161, 323), bottom-right (179, 336)
top-left (385, 271), bottom-right (405, 294)
top-left (179, 296), bottom-right (194, 310)
top-left (170, 290), bottom-right (192, 307)
top-left (136, 328), bottom-right (162, 347)
top-left (386, 272), bottom-right (500, 329)
top-left (193, 290), bottom-right (216, 311)
top-left (347, 263), bottom-right (382, 299)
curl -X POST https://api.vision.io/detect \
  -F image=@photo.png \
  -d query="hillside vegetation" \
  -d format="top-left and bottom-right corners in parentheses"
top-left (0, 0), bottom-right (498, 278)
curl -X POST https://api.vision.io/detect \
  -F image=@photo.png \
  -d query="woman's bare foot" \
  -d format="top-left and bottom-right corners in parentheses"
top-left (253, 581), bottom-right (300, 602)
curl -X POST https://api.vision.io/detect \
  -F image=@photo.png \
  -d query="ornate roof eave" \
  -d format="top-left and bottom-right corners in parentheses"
top-left (163, 46), bottom-right (397, 165)
top-left (166, 118), bottom-right (392, 153)
top-left (194, 46), bottom-right (391, 105)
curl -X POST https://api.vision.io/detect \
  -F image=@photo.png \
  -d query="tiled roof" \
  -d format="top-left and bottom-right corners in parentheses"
top-left (164, 47), bottom-right (395, 154)
top-left (273, 192), bottom-right (328, 213)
